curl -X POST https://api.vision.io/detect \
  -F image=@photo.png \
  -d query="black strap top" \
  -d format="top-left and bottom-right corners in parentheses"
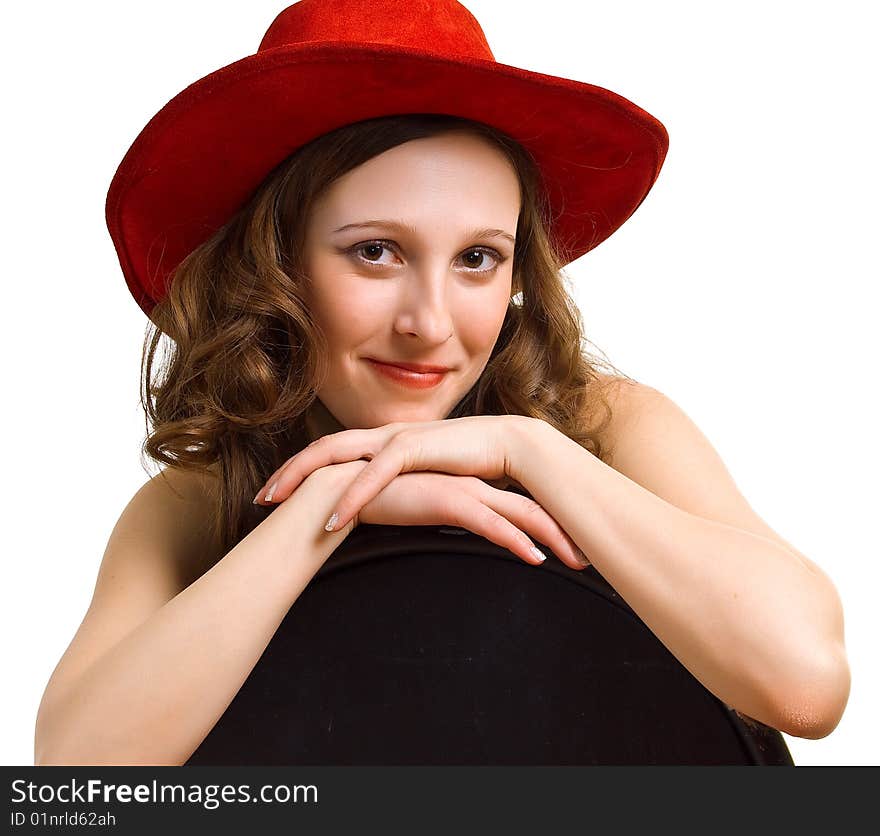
top-left (184, 400), bottom-right (794, 765)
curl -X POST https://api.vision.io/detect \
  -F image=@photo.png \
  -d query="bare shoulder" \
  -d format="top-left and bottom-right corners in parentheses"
top-left (592, 371), bottom-right (648, 406)
top-left (90, 464), bottom-right (223, 613)
top-left (587, 373), bottom-right (832, 580)
top-left (35, 466), bottom-right (223, 730)
top-left (589, 372), bottom-right (717, 465)
top-left (135, 464), bottom-right (223, 586)
top-left (585, 372), bottom-right (646, 461)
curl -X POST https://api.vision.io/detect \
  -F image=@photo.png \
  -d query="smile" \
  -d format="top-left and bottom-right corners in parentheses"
top-left (365, 359), bottom-right (448, 389)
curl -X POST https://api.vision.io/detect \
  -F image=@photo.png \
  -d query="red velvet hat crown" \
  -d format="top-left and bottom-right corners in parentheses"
top-left (106, 0), bottom-right (669, 320)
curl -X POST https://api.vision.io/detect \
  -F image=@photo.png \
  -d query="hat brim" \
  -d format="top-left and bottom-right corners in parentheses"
top-left (105, 41), bottom-right (669, 318)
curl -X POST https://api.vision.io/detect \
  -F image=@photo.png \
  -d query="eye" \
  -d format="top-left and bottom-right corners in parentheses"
top-left (352, 241), bottom-right (399, 266)
top-left (458, 248), bottom-right (504, 273)
top-left (346, 240), bottom-right (506, 274)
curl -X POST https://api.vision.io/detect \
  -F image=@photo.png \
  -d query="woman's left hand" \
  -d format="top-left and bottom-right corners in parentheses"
top-left (253, 415), bottom-right (529, 532)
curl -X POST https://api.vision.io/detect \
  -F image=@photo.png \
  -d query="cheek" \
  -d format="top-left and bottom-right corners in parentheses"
top-left (455, 289), bottom-right (510, 354)
top-left (308, 277), bottom-right (382, 346)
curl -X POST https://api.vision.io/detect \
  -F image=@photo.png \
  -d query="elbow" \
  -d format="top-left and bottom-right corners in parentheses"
top-left (34, 731), bottom-right (74, 767)
top-left (771, 650), bottom-right (851, 739)
top-left (34, 736), bottom-right (67, 767)
top-left (34, 703), bottom-right (58, 766)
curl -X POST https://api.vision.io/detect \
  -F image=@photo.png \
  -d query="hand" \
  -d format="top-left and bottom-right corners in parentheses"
top-left (315, 460), bottom-right (591, 571)
top-left (254, 416), bottom-right (526, 532)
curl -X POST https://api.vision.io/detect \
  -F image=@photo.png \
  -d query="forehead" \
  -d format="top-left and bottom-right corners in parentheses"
top-left (309, 132), bottom-right (521, 228)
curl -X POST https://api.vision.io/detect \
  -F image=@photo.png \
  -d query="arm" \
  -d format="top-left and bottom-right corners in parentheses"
top-left (34, 464), bottom-right (358, 766)
top-left (506, 390), bottom-right (850, 739)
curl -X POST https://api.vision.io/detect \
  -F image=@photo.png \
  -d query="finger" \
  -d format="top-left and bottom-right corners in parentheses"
top-left (256, 457), bottom-right (314, 504)
top-left (255, 452), bottom-right (299, 500)
top-left (480, 485), bottom-right (591, 571)
top-left (256, 430), bottom-right (381, 504)
top-left (268, 434), bottom-right (327, 482)
top-left (446, 493), bottom-right (548, 566)
top-left (323, 443), bottom-right (409, 531)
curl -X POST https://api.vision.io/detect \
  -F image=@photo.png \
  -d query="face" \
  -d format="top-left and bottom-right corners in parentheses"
top-left (301, 131), bottom-right (520, 429)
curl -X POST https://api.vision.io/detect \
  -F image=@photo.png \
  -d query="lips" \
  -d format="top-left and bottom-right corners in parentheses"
top-left (367, 358), bottom-right (452, 373)
top-left (365, 358), bottom-right (449, 389)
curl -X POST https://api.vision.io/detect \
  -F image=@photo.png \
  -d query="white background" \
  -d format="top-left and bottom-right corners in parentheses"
top-left (2, 1), bottom-right (876, 766)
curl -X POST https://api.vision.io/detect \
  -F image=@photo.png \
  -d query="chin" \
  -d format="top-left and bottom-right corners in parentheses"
top-left (365, 399), bottom-right (454, 427)
top-left (378, 405), bottom-right (445, 424)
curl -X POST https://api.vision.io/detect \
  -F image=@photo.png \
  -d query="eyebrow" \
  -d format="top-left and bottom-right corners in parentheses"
top-left (331, 220), bottom-right (516, 246)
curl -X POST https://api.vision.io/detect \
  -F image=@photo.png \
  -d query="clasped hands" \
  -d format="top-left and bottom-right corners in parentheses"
top-left (253, 414), bottom-right (590, 570)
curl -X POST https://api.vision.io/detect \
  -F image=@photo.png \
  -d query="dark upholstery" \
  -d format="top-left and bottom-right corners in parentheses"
top-left (185, 525), bottom-right (794, 765)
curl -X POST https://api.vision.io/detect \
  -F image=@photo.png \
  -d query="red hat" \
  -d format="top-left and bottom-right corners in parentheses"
top-left (106, 0), bottom-right (669, 320)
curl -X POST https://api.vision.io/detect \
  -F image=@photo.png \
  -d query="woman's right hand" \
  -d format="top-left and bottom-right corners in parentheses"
top-left (313, 460), bottom-right (591, 571)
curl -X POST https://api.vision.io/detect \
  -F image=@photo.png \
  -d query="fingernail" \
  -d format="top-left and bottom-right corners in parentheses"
top-left (574, 548), bottom-right (590, 566)
top-left (530, 545), bottom-right (547, 563)
top-left (324, 511), bottom-right (339, 532)
top-left (264, 481), bottom-right (278, 503)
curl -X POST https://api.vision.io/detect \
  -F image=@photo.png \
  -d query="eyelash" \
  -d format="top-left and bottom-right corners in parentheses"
top-left (344, 239), bottom-right (507, 274)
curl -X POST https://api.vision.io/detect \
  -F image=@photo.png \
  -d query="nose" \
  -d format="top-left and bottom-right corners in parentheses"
top-left (392, 263), bottom-right (455, 345)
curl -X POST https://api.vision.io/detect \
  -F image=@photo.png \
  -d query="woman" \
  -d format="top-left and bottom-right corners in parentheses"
top-left (33, 0), bottom-right (850, 765)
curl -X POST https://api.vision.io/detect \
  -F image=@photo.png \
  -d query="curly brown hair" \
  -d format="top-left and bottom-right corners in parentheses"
top-left (139, 113), bottom-right (634, 573)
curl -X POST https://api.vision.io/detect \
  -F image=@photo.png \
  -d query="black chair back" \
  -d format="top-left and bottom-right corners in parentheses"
top-left (186, 524), bottom-right (794, 765)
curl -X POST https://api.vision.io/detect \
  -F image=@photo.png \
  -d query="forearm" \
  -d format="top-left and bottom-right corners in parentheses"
top-left (509, 418), bottom-right (847, 738)
top-left (35, 466), bottom-right (356, 766)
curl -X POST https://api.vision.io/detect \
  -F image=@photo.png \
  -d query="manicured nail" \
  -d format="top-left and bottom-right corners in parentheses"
top-left (530, 545), bottom-right (547, 563)
top-left (325, 512), bottom-right (339, 532)
top-left (264, 481), bottom-right (278, 503)
top-left (574, 548), bottom-right (590, 566)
